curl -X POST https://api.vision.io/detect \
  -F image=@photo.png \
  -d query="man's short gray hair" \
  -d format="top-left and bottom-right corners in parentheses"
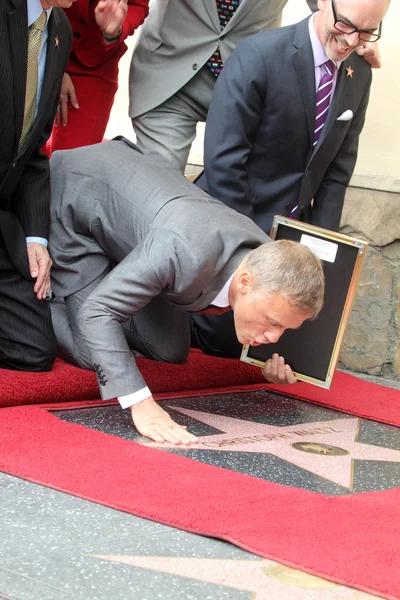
top-left (244, 240), bottom-right (325, 317)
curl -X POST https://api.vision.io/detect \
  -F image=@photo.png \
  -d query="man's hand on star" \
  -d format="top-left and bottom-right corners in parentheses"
top-left (131, 396), bottom-right (199, 445)
top-left (262, 353), bottom-right (297, 385)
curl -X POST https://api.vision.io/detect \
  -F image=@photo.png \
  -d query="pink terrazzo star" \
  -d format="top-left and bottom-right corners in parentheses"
top-left (145, 408), bottom-right (400, 489)
top-left (90, 555), bottom-right (378, 599)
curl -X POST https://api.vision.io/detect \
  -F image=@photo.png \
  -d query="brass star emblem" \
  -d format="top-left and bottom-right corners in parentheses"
top-left (346, 65), bottom-right (354, 78)
top-left (54, 35), bottom-right (59, 48)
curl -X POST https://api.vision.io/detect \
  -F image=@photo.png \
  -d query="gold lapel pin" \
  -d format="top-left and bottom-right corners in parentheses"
top-left (346, 65), bottom-right (354, 78)
top-left (54, 35), bottom-right (59, 48)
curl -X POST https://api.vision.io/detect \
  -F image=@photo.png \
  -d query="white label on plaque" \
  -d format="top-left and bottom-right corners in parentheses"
top-left (300, 234), bottom-right (338, 263)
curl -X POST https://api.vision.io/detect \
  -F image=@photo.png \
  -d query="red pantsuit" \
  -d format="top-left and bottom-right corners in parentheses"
top-left (47, 0), bottom-right (148, 153)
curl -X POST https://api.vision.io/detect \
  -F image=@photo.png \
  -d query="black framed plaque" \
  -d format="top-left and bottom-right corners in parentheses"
top-left (240, 216), bottom-right (368, 389)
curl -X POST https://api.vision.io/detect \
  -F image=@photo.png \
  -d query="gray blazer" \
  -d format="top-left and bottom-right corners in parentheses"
top-left (129, 0), bottom-right (317, 118)
top-left (196, 16), bottom-right (372, 232)
top-left (49, 140), bottom-right (268, 399)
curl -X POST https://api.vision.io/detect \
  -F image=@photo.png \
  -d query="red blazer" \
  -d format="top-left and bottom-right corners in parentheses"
top-left (65, 0), bottom-right (149, 70)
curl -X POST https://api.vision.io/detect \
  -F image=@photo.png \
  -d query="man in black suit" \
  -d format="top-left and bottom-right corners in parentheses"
top-left (192, 0), bottom-right (390, 358)
top-left (0, 0), bottom-right (72, 371)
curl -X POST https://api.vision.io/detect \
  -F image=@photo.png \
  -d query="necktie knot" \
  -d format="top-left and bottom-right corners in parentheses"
top-left (324, 59), bottom-right (336, 78)
top-left (32, 11), bottom-right (47, 33)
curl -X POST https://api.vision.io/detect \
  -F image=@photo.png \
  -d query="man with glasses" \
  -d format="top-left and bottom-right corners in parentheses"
top-left (191, 0), bottom-right (390, 360)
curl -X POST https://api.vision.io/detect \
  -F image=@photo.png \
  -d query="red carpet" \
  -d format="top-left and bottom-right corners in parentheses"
top-left (1, 351), bottom-right (400, 427)
top-left (0, 352), bottom-right (263, 408)
top-left (0, 399), bottom-right (399, 600)
top-left (1, 354), bottom-right (400, 598)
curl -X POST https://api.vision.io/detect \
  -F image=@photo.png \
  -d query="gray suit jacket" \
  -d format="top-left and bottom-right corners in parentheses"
top-left (49, 139), bottom-right (268, 399)
top-left (196, 16), bottom-right (372, 232)
top-left (129, 0), bottom-right (317, 118)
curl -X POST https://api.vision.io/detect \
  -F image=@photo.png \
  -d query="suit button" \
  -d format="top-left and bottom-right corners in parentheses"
top-left (219, 34), bottom-right (225, 40)
top-left (12, 162), bottom-right (17, 169)
top-left (286, 203), bottom-right (293, 212)
top-left (73, 32), bottom-right (81, 39)
top-left (192, 63), bottom-right (198, 70)
top-left (305, 169), bottom-right (311, 177)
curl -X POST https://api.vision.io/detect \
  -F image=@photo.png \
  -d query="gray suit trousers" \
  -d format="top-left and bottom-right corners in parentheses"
top-left (132, 66), bottom-right (215, 172)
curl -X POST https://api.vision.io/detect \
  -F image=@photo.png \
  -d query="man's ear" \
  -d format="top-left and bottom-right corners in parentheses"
top-left (237, 271), bottom-right (254, 296)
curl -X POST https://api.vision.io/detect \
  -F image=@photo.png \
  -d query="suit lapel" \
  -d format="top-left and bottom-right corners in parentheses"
top-left (202, 0), bottom-right (260, 35)
top-left (292, 19), bottom-right (316, 147)
top-left (35, 8), bottom-right (61, 120)
top-left (224, 0), bottom-right (258, 32)
top-left (202, 0), bottom-right (220, 34)
top-left (8, 0), bottom-right (28, 151)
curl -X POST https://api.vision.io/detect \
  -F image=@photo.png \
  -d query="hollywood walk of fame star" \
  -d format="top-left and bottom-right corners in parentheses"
top-left (346, 65), bottom-right (354, 77)
top-left (89, 554), bottom-right (377, 599)
top-left (144, 407), bottom-right (400, 489)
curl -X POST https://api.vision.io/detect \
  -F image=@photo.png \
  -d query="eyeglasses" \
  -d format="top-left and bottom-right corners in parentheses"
top-left (331, 0), bottom-right (382, 43)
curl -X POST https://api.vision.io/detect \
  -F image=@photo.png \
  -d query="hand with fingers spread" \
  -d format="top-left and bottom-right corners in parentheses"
top-left (131, 396), bottom-right (198, 445)
top-left (26, 242), bottom-right (52, 300)
top-left (55, 72), bottom-right (79, 128)
top-left (262, 353), bottom-right (297, 386)
top-left (95, 0), bottom-right (128, 39)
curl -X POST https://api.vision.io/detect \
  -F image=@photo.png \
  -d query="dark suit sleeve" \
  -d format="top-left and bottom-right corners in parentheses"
top-left (16, 95), bottom-right (61, 239)
top-left (203, 37), bottom-right (266, 220)
top-left (311, 72), bottom-right (372, 231)
top-left (77, 230), bottom-right (193, 399)
top-left (15, 21), bottom-right (72, 240)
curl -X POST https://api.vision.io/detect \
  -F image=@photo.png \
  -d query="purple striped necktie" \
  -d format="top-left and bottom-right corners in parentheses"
top-left (313, 59), bottom-right (336, 148)
top-left (289, 59), bottom-right (336, 219)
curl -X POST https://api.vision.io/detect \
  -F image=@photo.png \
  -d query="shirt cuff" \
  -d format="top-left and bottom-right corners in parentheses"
top-left (26, 237), bottom-right (48, 247)
top-left (118, 386), bottom-right (152, 409)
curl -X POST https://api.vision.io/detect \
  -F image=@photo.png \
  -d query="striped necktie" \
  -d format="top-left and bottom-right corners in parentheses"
top-left (289, 59), bottom-right (336, 219)
top-left (313, 59), bottom-right (336, 148)
top-left (19, 11), bottom-right (47, 150)
top-left (207, 0), bottom-right (240, 77)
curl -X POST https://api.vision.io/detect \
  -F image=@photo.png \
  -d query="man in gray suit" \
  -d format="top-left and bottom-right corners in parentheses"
top-left (129, 0), bottom-right (380, 172)
top-left (49, 138), bottom-right (324, 444)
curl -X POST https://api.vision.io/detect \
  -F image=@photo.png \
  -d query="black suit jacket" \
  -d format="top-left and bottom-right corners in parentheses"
top-left (196, 16), bottom-right (372, 233)
top-left (0, 0), bottom-right (71, 276)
